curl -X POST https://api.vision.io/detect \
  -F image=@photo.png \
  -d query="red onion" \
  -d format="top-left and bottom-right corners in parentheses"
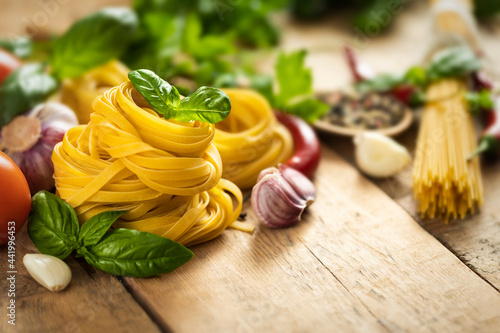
top-left (0, 103), bottom-right (78, 194)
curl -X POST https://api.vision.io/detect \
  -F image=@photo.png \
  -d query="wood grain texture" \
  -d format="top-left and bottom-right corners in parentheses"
top-left (123, 146), bottom-right (500, 333)
top-left (0, 225), bottom-right (160, 333)
top-left (326, 121), bottom-right (500, 291)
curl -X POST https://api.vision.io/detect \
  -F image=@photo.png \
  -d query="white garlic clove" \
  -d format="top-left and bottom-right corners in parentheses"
top-left (354, 132), bottom-right (411, 178)
top-left (252, 166), bottom-right (317, 228)
top-left (278, 164), bottom-right (316, 203)
top-left (23, 254), bottom-right (72, 292)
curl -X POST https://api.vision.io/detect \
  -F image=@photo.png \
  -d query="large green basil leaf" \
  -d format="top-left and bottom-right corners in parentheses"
top-left (128, 69), bottom-right (180, 118)
top-left (427, 46), bottom-right (482, 81)
top-left (28, 191), bottom-right (80, 259)
top-left (80, 229), bottom-right (193, 277)
top-left (78, 210), bottom-right (127, 247)
top-left (0, 64), bottom-right (58, 127)
top-left (174, 86), bottom-right (231, 123)
top-left (50, 7), bottom-right (138, 79)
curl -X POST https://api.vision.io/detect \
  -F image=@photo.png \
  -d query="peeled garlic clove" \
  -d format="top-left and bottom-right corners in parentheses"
top-left (354, 132), bottom-right (411, 178)
top-left (252, 167), bottom-right (316, 228)
top-left (23, 254), bottom-right (72, 292)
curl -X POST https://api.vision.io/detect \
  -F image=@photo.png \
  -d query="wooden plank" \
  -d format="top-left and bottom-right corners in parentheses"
top-left (0, 225), bottom-right (160, 333)
top-left (123, 146), bottom-right (500, 333)
top-left (327, 122), bottom-right (500, 291)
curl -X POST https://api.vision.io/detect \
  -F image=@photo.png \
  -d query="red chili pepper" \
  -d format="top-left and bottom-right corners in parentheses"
top-left (343, 45), bottom-right (375, 82)
top-left (274, 111), bottom-right (321, 178)
top-left (469, 96), bottom-right (500, 159)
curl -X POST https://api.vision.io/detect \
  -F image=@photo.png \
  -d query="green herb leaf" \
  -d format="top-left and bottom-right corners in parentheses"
top-left (355, 73), bottom-right (404, 93)
top-left (251, 74), bottom-right (274, 106)
top-left (404, 66), bottom-right (427, 88)
top-left (284, 97), bottom-right (329, 123)
top-left (274, 50), bottom-right (313, 107)
top-left (466, 89), bottom-right (494, 115)
top-left (28, 191), bottom-right (80, 259)
top-left (79, 228), bottom-right (193, 277)
top-left (51, 7), bottom-right (138, 79)
top-left (78, 210), bottom-right (127, 247)
top-left (0, 37), bottom-right (32, 58)
top-left (427, 46), bottom-right (482, 81)
top-left (128, 69), bottom-right (180, 118)
top-left (0, 64), bottom-right (58, 127)
top-left (175, 86), bottom-right (231, 123)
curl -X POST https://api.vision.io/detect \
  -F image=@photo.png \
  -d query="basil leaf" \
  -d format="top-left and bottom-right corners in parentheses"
top-left (80, 229), bottom-right (193, 277)
top-left (404, 66), bottom-right (427, 88)
top-left (28, 191), bottom-right (80, 259)
top-left (466, 89), bottom-right (494, 115)
top-left (0, 37), bottom-right (32, 58)
top-left (174, 86), bottom-right (231, 123)
top-left (50, 7), bottom-right (138, 79)
top-left (427, 46), bottom-right (482, 81)
top-left (0, 64), bottom-right (58, 127)
top-left (78, 210), bottom-right (127, 247)
top-left (128, 69), bottom-right (180, 118)
top-left (355, 73), bottom-right (404, 93)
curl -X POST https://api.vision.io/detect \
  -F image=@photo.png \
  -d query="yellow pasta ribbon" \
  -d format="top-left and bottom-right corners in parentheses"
top-left (60, 61), bottom-right (129, 124)
top-left (53, 81), bottom-right (248, 246)
top-left (214, 89), bottom-right (294, 189)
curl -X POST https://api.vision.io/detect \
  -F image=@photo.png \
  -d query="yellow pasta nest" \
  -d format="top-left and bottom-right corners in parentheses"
top-left (53, 81), bottom-right (249, 246)
top-left (60, 61), bottom-right (129, 124)
top-left (214, 89), bottom-right (294, 189)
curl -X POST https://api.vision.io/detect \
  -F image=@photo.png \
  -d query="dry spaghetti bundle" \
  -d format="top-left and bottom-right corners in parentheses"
top-left (53, 81), bottom-right (249, 246)
top-left (214, 89), bottom-right (294, 189)
top-left (412, 79), bottom-right (483, 219)
top-left (412, 0), bottom-right (484, 220)
top-left (60, 61), bottom-right (129, 124)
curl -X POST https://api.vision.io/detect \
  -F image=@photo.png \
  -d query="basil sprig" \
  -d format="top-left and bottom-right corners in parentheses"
top-left (51, 7), bottom-right (138, 79)
top-left (28, 191), bottom-right (193, 277)
top-left (129, 69), bottom-right (231, 123)
top-left (0, 64), bottom-right (58, 127)
top-left (355, 46), bottom-right (482, 97)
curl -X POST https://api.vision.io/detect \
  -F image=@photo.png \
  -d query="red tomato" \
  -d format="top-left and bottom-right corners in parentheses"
top-left (0, 151), bottom-right (31, 245)
top-left (0, 49), bottom-right (21, 85)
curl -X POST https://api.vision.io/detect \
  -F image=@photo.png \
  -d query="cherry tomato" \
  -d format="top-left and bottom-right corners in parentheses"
top-left (0, 49), bottom-right (22, 85)
top-left (0, 151), bottom-right (31, 245)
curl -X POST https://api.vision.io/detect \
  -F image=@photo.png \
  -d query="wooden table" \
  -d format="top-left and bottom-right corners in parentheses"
top-left (1, 1), bottom-right (500, 332)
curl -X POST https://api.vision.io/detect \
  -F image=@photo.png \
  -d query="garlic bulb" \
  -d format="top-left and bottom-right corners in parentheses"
top-left (354, 132), bottom-right (411, 178)
top-left (0, 102), bottom-right (78, 194)
top-left (252, 164), bottom-right (316, 228)
top-left (23, 254), bottom-right (72, 292)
